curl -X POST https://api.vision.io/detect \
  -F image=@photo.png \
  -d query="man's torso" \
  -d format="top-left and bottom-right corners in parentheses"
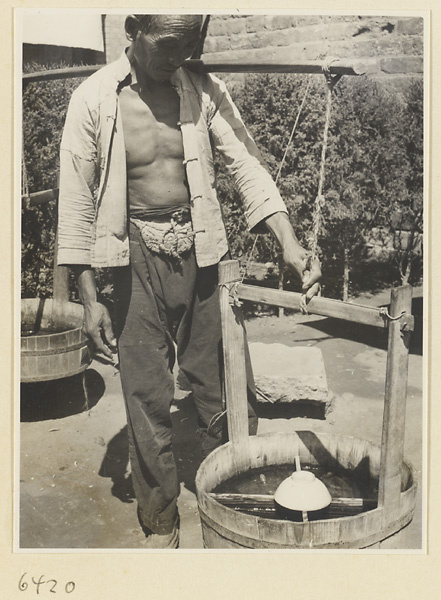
top-left (119, 80), bottom-right (190, 213)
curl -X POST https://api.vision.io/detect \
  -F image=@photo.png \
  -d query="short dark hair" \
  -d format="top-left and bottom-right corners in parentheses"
top-left (132, 14), bottom-right (161, 35)
top-left (132, 14), bottom-right (203, 35)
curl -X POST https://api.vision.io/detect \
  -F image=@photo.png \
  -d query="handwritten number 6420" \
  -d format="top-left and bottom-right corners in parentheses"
top-left (19, 573), bottom-right (75, 594)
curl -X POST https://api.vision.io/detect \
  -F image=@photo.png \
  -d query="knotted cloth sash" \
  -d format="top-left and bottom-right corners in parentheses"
top-left (130, 205), bottom-right (194, 261)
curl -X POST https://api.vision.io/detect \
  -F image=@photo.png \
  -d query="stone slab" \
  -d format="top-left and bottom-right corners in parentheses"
top-left (249, 343), bottom-right (329, 403)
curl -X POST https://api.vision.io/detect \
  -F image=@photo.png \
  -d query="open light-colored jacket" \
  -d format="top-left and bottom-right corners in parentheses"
top-left (58, 51), bottom-right (288, 268)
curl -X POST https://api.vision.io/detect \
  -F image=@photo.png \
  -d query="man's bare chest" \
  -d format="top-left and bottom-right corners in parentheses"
top-left (119, 85), bottom-right (184, 167)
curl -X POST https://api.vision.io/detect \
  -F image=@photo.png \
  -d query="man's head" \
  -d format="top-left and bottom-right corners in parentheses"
top-left (125, 14), bottom-right (203, 82)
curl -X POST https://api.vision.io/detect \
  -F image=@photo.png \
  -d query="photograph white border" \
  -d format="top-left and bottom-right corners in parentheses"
top-left (4, 2), bottom-right (438, 598)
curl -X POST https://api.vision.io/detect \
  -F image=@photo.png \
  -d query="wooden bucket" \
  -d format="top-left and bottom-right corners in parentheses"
top-left (195, 431), bottom-right (417, 549)
top-left (21, 298), bottom-right (91, 383)
top-left (194, 261), bottom-right (418, 549)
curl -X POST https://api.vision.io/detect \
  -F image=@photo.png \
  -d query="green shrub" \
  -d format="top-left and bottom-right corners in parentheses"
top-left (22, 63), bottom-right (85, 299)
top-left (217, 73), bottom-right (423, 298)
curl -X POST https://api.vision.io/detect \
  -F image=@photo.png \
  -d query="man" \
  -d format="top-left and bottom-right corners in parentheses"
top-left (58, 14), bottom-right (320, 548)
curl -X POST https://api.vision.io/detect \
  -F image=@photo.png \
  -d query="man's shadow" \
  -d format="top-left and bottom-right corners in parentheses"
top-left (99, 393), bottom-right (202, 502)
top-left (98, 426), bottom-right (136, 503)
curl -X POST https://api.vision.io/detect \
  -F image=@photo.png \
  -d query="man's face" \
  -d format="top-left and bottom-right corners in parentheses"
top-left (132, 15), bottom-right (202, 82)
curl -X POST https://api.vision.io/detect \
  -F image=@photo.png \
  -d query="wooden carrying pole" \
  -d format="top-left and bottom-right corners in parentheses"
top-left (185, 58), bottom-right (363, 76)
top-left (22, 59), bottom-right (362, 85)
top-left (218, 261), bottom-right (251, 471)
top-left (378, 285), bottom-right (413, 522)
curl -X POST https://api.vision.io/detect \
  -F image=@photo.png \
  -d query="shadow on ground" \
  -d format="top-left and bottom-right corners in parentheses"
top-left (98, 426), bottom-right (136, 504)
top-left (20, 369), bottom-right (105, 422)
top-left (255, 400), bottom-right (329, 421)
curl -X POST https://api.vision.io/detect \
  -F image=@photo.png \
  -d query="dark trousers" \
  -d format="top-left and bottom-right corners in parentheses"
top-left (113, 224), bottom-right (257, 534)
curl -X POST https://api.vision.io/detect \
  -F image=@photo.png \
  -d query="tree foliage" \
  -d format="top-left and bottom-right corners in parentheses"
top-left (217, 73), bottom-right (424, 298)
top-left (375, 80), bottom-right (423, 284)
top-left (22, 63), bottom-right (83, 299)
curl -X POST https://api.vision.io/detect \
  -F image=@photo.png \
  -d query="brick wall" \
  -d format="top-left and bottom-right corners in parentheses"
top-left (203, 15), bottom-right (423, 80)
top-left (104, 14), bottom-right (423, 80)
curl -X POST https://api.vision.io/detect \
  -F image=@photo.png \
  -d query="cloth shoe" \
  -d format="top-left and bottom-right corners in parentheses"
top-left (138, 508), bottom-right (180, 549)
top-left (142, 525), bottom-right (180, 549)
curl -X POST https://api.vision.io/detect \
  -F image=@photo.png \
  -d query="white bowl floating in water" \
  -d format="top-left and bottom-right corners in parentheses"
top-left (274, 455), bottom-right (332, 513)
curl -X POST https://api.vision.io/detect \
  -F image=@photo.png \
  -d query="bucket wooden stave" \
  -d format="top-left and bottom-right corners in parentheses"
top-left (21, 298), bottom-right (91, 383)
top-left (195, 431), bottom-right (417, 549)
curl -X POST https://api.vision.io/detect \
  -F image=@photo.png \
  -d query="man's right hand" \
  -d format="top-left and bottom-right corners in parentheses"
top-left (72, 265), bottom-right (117, 361)
top-left (83, 301), bottom-right (117, 360)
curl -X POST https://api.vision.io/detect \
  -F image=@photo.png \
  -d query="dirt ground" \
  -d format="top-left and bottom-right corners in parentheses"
top-left (19, 287), bottom-right (424, 550)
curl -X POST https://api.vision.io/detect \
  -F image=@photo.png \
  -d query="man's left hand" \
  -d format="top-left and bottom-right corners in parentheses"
top-left (263, 212), bottom-right (322, 313)
top-left (282, 246), bottom-right (321, 313)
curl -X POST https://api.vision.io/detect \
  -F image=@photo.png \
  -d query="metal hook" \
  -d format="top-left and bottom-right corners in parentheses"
top-left (322, 58), bottom-right (343, 94)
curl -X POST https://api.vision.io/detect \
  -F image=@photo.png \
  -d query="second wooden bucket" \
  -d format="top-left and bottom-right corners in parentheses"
top-left (21, 298), bottom-right (91, 383)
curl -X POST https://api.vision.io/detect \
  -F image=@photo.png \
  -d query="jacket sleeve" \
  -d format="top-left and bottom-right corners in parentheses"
top-left (57, 88), bottom-right (99, 266)
top-left (207, 75), bottom-right (288, 233)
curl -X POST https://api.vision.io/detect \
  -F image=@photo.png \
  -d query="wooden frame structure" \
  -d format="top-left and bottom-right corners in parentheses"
top-left (214, 259), bottom-right (415, 544)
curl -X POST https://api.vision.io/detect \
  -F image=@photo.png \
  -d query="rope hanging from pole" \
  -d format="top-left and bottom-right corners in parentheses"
top-left (309, 59), bottom-right (342, 262)
top-left (274, 77), bottom-right (312, 186)
top-left (240, 77), bottom-right (312, 283)
top-left (241, 61), bottom-right (343, 293)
